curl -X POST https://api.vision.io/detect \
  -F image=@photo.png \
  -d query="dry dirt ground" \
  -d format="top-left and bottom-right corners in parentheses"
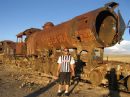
top-left (0, 63), bottom-right (130, 97)
top-left (104, 55), bottom-right (130, 63)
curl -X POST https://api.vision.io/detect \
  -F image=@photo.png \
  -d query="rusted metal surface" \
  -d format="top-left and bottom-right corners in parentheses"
top-left (16, 28), bottom-right (41, 55)
top-left (0, 40), bottom-right (16, 64)
top-left (16, 28), bottom-right (41, 38)
top-left (0, 40), bottom-right (16, 55)
top-left (26, 2), bottom-right (125, 56)
top-left (15, 42), bottom-right (26, 55)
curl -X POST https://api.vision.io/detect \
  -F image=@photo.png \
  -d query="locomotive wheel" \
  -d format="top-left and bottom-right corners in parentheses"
top-left (127, 76), bottom-right (130, 91)
top-left (89, 70), bottom-right (103, 86)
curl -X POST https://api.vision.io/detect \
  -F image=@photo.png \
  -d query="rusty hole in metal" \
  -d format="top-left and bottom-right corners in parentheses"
top-left (96, 11), bottom-right (116, 35)
top-left (76, 36), bottom-right (81, 42)
top-left (85, 20), bottom-right (88, 23)
top-left (48, 50), bottom-right (53, 57)
top-left (0, 48), bottom-right (2, 51)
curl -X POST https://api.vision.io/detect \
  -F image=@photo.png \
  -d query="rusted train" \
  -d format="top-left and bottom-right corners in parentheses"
top-left (0, 40), bottom-right (16, 64)
top-left (1, 2), bottom-right (130, 91)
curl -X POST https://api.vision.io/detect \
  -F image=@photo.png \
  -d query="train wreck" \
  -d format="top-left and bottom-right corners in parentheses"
top-left (0, 2), bottom-right (130, 92)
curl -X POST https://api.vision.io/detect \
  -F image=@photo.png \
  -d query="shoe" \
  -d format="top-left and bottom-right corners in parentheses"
top-left (57, 92), bottom-right (62, 96)
top-left (64, 92), bottom-right (69, 96)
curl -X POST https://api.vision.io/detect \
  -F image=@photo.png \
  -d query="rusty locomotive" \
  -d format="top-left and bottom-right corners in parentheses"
top-left (1, 2), bottom-right (130, 91)
top-left (0, 40), bottom-right (16, 64)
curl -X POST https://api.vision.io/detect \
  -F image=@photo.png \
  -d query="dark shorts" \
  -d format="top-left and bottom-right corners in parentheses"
top-left (58, 72), bottom-right (71, 85)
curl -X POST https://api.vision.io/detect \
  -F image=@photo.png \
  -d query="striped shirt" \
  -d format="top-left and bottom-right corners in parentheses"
top-left (57, 55), bottom-right (75, 72)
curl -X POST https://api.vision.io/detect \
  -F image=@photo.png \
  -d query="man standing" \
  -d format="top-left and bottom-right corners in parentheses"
top-left (56, 48), bottom-right (75, 96)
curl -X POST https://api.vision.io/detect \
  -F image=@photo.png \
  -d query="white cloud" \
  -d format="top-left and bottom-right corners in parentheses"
top-left (104, 40), bottom-right (130, 54)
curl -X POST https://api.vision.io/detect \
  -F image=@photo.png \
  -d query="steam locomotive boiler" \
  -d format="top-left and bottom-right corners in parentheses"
top-left (26, 2), bottom-right (125, 58)
top-left (16, 2), bottom-right (129, 89)
top-left (27, 3), bottom-right (121, 55)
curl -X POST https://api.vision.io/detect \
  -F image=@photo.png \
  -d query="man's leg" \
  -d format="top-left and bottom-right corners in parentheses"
top-left (58, 84), bottom-right (62, 92)
top-left (57, 84), bottom-right (62, 96)
top-left (57, 72), bottom-right (63, 96)
top-left (64, 84), bottom-right (69, 96)
top-left (64, 72), bottom-right (71, 96)
top-left (65, 84), bottom-right (69, 93)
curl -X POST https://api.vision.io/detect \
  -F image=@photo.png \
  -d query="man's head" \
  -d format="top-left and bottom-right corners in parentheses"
top-left (63, 48), bottom-right (69, 55)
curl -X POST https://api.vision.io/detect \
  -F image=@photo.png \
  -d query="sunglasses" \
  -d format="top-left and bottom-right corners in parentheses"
top-left (64, 50), bottom-right (69, 52)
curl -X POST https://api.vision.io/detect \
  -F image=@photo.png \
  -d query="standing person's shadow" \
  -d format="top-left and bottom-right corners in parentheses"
top-left (105, 68), bottom-right (121, 97)
top-left (74, 55), bottom-right (86, 80)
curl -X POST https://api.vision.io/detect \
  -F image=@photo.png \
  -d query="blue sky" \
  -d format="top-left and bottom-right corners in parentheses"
top-left (0, 0), bottom-right (130, 54)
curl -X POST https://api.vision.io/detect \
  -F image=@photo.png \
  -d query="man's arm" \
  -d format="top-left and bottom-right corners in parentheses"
top-left (56, 63), bottom-right (61, 77)
top-left (56, 56), bottom-right (61, 77)
top-left (70, 64), bottom-right (75, 76)
top-left (70, 57), bottom-right (75, 76)
top-left (54, 64), bottom-right (61, 80)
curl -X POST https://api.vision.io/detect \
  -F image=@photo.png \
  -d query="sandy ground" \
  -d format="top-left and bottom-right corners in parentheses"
top-left (0, 63), bottom-right (130, 97)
